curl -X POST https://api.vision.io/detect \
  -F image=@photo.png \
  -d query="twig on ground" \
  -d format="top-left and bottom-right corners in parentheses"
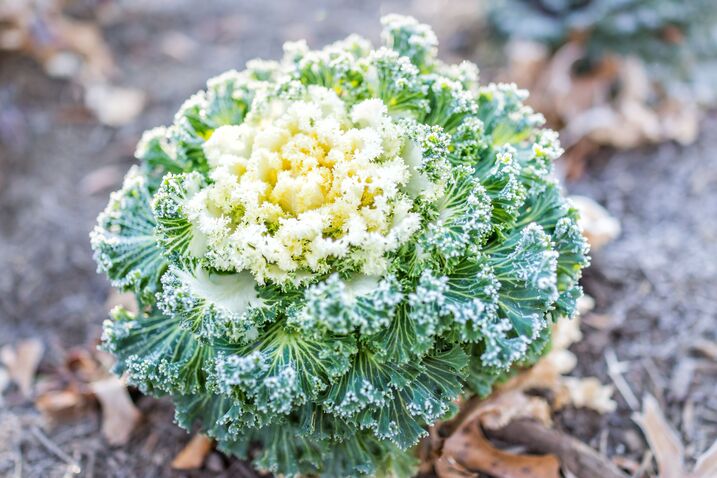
top-left (631, 450), bottom-right (653, 478)
top-left (632, 394), bottom-right (684, 478)
top-left (484, 419), bottom-right (630, 478)
top-left (668, 357), bottom-right (695, 401)
top-left (606, 349), bottom-right (640, 410)
top-left (642, 357), bottom-right (667, 403)
top-left (599, 428), bottom-right (609, 456)
top-left (14, 445), bottom-right (22, 478)
top-left (86, 448), bottom-right (96, 478)
top-left (691, 339), bottom-right (717, 361)
top-left (30, 426), bottom-right (81, 474)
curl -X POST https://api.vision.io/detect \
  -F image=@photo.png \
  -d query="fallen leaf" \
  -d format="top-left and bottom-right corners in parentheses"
top-left (503, 38), bottom-right (702, 172)
top-left (80, 165), bottom-right (125, 196)
top-left (159, 31), bottom-right (198, 61)
top-left (429, 313), bottom-right (618, 478)
top-left (0, 0), bottom-right (114, 82)
top-left (44, 51), bottom-right (83, 78)
top-left (631, 394), bottom-right (717, 478)
top-left (569, 195), bottom-right (621, 251)
top-left (691, 338), bottom-right (717, 361)
top-left (485, 419), bottom-right (629, 478)
top-left (434, 459), bottom-right (475, 478)
top-left (65, 348), bottom-right (108, 383)
top-left (171, 434), bottom-right (214, 470)
top-left (478, 389), bottom-right (552, 430)
top-left (85, 84), bottom-right (146, 127)
top-left (90, 376), bottom-right (141, 446)
top-left (105, 289), bottom-right (139, 315)
top-left (576, 294), bottom-right (595, 315)
top-left (492, 315), bottom-right (616, 415)
top-left (51, 16), bottom-right (115, 81)
top-left (562, 377), bottom-right (616, 414)
top-left (505, 40), bottom-right (549, 89)
top-left (436, 419), bottom-right (560, 478)
top-left (658, 96), bottom-right (699, 145)
top-left (35, 389), bottom-right (86, 421)
top-left (1, 338), bottom-right (44, 398)
top-left (633, 394), bottom-right (684, 478)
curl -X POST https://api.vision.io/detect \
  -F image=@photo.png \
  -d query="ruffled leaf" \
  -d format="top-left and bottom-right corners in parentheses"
top-left (101, 307), bottom-right (219, 395)
top-left (157, 265), bottom-right (268, 342)
top-left (381, 14), bottom-right (438, 71)
top-left (152, 172), bottom-right (207, 266)
top-left (90, 168), bottom-right (167, 303)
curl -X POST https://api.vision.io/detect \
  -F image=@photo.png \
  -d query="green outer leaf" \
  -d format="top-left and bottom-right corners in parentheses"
top-left (90, 167), bottom-right (167, 304)
top-left (157, 265), bottom-right (269, 343)
top-left (152, 172), bottom-right (207, 267)
top-left (102, 306), bottom-right (219, 395)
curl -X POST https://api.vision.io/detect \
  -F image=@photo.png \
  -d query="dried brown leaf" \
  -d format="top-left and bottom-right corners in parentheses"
top-left (171, 434), bottom-right (214, 470)
top-left (485, 420), bottom-right (629, 478)
top-left (437, 419), bottom-right (560, 478)
top-left (1, 338), bottom-right (44, 398)
top-left (159, 31), bottom-right (198, 61)
top-left (35, 389), bottom-right (86, 421)
top-left (504, 37), bottom-right (701, 172)
top-left (658, 96), bottom-right (699, 145)
top-left (633, 394), bottom-right (685, 478)
top-left (504, 40), bottom-right (549, 89)
top-left (691, 339), bottom-right (717, 361)
top-left (562, 377), bottom-right (616, 414)
top-left (90, 376), bottom-right (141, 446)
top-left (64, 347), bottom-right (111, 383)
top-left (105, 289), bottom-right (139, 315)
top-left (478, 390), bottom-right (552, 430)
top-left (85, 84), bottom-right (146, 127)
top-left (492, 316), bottom-right (615, 414)
top-left (434, 458), bottom-right (476, 478)
top-left (632, 395), bottom-right (717, 478)
top-left (533, 43), bottom-right (616, 124)
top-left (52, 17), bottom-right (114, 80)
top-left (569, 195), bottom-right (621, 251)
top-left (0, 0), bottom-right (114, 82)
top-left (80, 165), bottom-right (125, 196)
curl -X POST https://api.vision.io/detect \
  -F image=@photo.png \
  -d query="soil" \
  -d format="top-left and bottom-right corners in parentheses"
top-left (0, 1), bottom-right (715, 477)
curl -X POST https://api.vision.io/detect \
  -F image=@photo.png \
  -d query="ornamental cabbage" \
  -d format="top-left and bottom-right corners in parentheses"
top-left (91, 14), bottom-right (589, 478)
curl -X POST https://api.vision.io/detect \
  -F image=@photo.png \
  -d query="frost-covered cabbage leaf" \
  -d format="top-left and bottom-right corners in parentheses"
top-left (91, 14), bottom-right (589, 478)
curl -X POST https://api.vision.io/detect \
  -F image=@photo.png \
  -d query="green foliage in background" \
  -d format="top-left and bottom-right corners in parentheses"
top-left (91, 15), bottom-right (588, 477)
top-left (489, 0), bottom-right (717, 95)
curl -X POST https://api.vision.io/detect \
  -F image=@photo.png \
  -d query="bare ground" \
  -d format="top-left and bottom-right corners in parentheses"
top-left (0, 1), bottom-right (715, 476)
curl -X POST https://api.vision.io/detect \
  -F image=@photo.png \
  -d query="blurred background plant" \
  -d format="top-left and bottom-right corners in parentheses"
top-left (479, 0), bottom-right (717, 176)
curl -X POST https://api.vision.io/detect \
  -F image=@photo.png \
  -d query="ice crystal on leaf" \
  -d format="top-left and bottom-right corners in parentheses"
top-left (91, 15), bottom-right (589, 478)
